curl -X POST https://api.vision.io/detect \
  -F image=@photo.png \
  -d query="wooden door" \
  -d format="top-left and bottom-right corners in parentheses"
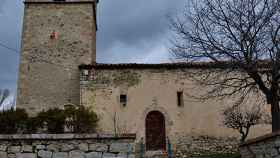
top-left (145, 111), bottom-right (166, 151)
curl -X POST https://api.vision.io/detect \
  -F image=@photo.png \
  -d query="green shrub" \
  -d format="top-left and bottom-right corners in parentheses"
top-left (0, 108), bottom-right (28, 134)
top-left (64, 105), bottom-right (98, 133)
top-left (36, 108), bottom-right (66, 134)
top-left (25, 116), bottom-right (42, 133)
top-left (0, 105), bottom-right (99, 134)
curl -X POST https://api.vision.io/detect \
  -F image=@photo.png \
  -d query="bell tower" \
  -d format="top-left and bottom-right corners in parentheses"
top-left (17, 0), bottom-right (98, 114)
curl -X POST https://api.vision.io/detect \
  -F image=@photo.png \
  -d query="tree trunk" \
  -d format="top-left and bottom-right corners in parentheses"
top-left (240, 127), bottom-right (250, 143)
top-left (271, 98), bottom-right (280, 132)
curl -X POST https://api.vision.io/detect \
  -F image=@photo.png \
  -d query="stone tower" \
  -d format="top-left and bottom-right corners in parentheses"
top-left (17, 0), bottom-right (98, 115)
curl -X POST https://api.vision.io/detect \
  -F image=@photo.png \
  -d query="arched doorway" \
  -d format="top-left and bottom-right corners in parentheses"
top-left (145, 111), bottom-right (166, 151)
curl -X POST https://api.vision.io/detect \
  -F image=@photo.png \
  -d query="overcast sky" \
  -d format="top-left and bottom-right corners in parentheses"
top-left (0, 0), bottom-right (186, 101)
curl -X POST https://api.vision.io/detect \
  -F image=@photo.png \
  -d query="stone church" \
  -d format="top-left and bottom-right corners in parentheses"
top-left (17, 0), bottom-right (270, 152)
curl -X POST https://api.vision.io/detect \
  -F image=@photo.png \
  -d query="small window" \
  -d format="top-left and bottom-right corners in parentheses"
top-left (120, 94), bottom-right (127, 106)
top-left (80, 69), bottom-right (90, 81)
top-left (177, 91), bottom-right (184, 107)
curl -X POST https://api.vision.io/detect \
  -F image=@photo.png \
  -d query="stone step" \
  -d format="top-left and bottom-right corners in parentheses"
top-left (145, 150), bottom-right (168, 158)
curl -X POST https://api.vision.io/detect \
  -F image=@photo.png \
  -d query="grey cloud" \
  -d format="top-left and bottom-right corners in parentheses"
top-left (97, 37), bottom-right (172, 63)
top-left (97, 0), bottom-right (186, 63)
top-left (0, 0), bottom-right (7, 14)
top-left (0, 0), bottom-right (187, 97)
top-left (0, 0), bottom-right (23, 95)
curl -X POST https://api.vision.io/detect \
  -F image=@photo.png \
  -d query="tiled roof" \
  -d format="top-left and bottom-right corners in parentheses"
top-left (79, 62), bottom-right (243, 70)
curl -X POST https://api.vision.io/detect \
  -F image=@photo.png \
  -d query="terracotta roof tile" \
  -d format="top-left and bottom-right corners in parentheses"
top-left (79, 62), bottom-right (242, 70)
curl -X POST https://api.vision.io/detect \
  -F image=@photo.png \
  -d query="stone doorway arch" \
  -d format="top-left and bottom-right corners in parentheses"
top-left (145, 111), bottom-right (166, 151)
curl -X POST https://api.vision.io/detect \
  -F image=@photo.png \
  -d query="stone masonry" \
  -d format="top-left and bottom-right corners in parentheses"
top-left (175, 135), bottom-right (238, 157)
top-left (17, 0), bottom-right (97, 115)
top-left (0, 134), bottom-right (136, 158)
top-left (239, 132), bottom-right (280, 158)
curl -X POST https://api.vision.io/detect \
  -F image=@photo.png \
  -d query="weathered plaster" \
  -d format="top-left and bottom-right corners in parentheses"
top-left (81, 68), bottom-right (271, 144)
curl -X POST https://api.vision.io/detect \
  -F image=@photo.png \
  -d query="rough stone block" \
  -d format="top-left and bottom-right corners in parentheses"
top-left (0, 145), bottom-right (7, 151)
top-left (275, 155), bottom-right (280, 158)
top-left (145, 151), bottom-right (167, 158)
top-left (85, 152), bottom-right (102, 158)
top-left (256, 154), bottom-right (264, 158)
top-left (89, 143), bottom-right (108, 152)
top-left (117, 153), bottom-right (129, 158)
top-left (38, 150), bottom-right (52, 158)
top-left (271, 148), bottom-right (278, 157)
top-left (16, 153), bottom-right (36, 158)
top-left (61, 144), bottom-right (74, 152)
top-left (36, 145), bottom-right (46, 150)
top-left (128, 154), bottom-right (135, 158)
top-left (52, 152), bottom-right (68, 158)
top-left (22, 145), bottom-right (33, 153)
top-left (78, 143), bottom-right (88, 151)
top-left (275, 139), bottom-right (280, 147)
top-left (0, 151), bottom-right (7, 158)
top-left (110, 143), bottom-right (133, 153)
top-left (47, 144), bottom-right (60, 152)
top-left (118, 153), bottom-right (135, 158)
top-left (8, 146), bottom-right (21, 153)
top-left (69, 151), bottom-right (84, 158)
top-left (102, 153), bottom-right (115, 158)
top-left (8, 153), bottom-right (16, 158)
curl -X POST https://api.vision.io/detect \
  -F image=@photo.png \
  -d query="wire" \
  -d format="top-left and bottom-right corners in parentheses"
top-left (0, 41), bottom-right (77, 70)
top-left (0, 40), bottom-right (171, 68)
top-left (0, 42), bottom-right (20, 54)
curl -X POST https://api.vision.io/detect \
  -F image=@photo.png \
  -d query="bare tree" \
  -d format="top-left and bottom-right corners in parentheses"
top-left (0, 89), bottom-right (10, 108)
top-left (170, 0), bottom-right (280, 132)
top-left (223, 98), bottom-right (263, 142)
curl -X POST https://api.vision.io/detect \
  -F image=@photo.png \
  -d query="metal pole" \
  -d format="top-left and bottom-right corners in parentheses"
top-left (140, 138), bottom-right (145, 158)
top-left (167, 137), bottom-right (173, 158)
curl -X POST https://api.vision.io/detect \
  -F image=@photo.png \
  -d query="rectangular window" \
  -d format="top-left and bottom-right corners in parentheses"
top-left (177, 91), bottom-right (184, 107)
top-left (120, 94), bottom-right (127, 106)
top-left (80, 69), bottom-right (90, 81)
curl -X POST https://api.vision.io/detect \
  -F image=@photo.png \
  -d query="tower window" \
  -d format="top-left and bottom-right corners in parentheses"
top-left (120, 94), bottom-right (127, 107)
top-left (177, 91), bottom-right (184, 107)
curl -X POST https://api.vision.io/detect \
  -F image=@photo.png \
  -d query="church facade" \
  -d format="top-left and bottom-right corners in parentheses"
top-left (17, 0), bottom-right (270, 152)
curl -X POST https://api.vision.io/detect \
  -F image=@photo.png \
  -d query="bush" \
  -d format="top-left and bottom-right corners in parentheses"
top-left (0, 108), bottom-right (28, 134)
top-left (0, 105), bottom-right (99, 134)
top-left (25, 116), bottom-right (42, 133)
top-left (36, 108), bottom-right (66, 134)
top-left (65, 105), bottom-right (99, 133)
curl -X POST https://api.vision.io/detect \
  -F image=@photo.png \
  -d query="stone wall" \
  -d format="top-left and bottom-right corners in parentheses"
top-left (240, 132), bottom-right (280, 158)
top-left (17, 0), bottom-right (97, 115)
top-left (0, 134), bottom-right (136, 158)
top-left (0, 134), bottom-right (240, 158)
top-left (175, 135), bottom-right (238, 157)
